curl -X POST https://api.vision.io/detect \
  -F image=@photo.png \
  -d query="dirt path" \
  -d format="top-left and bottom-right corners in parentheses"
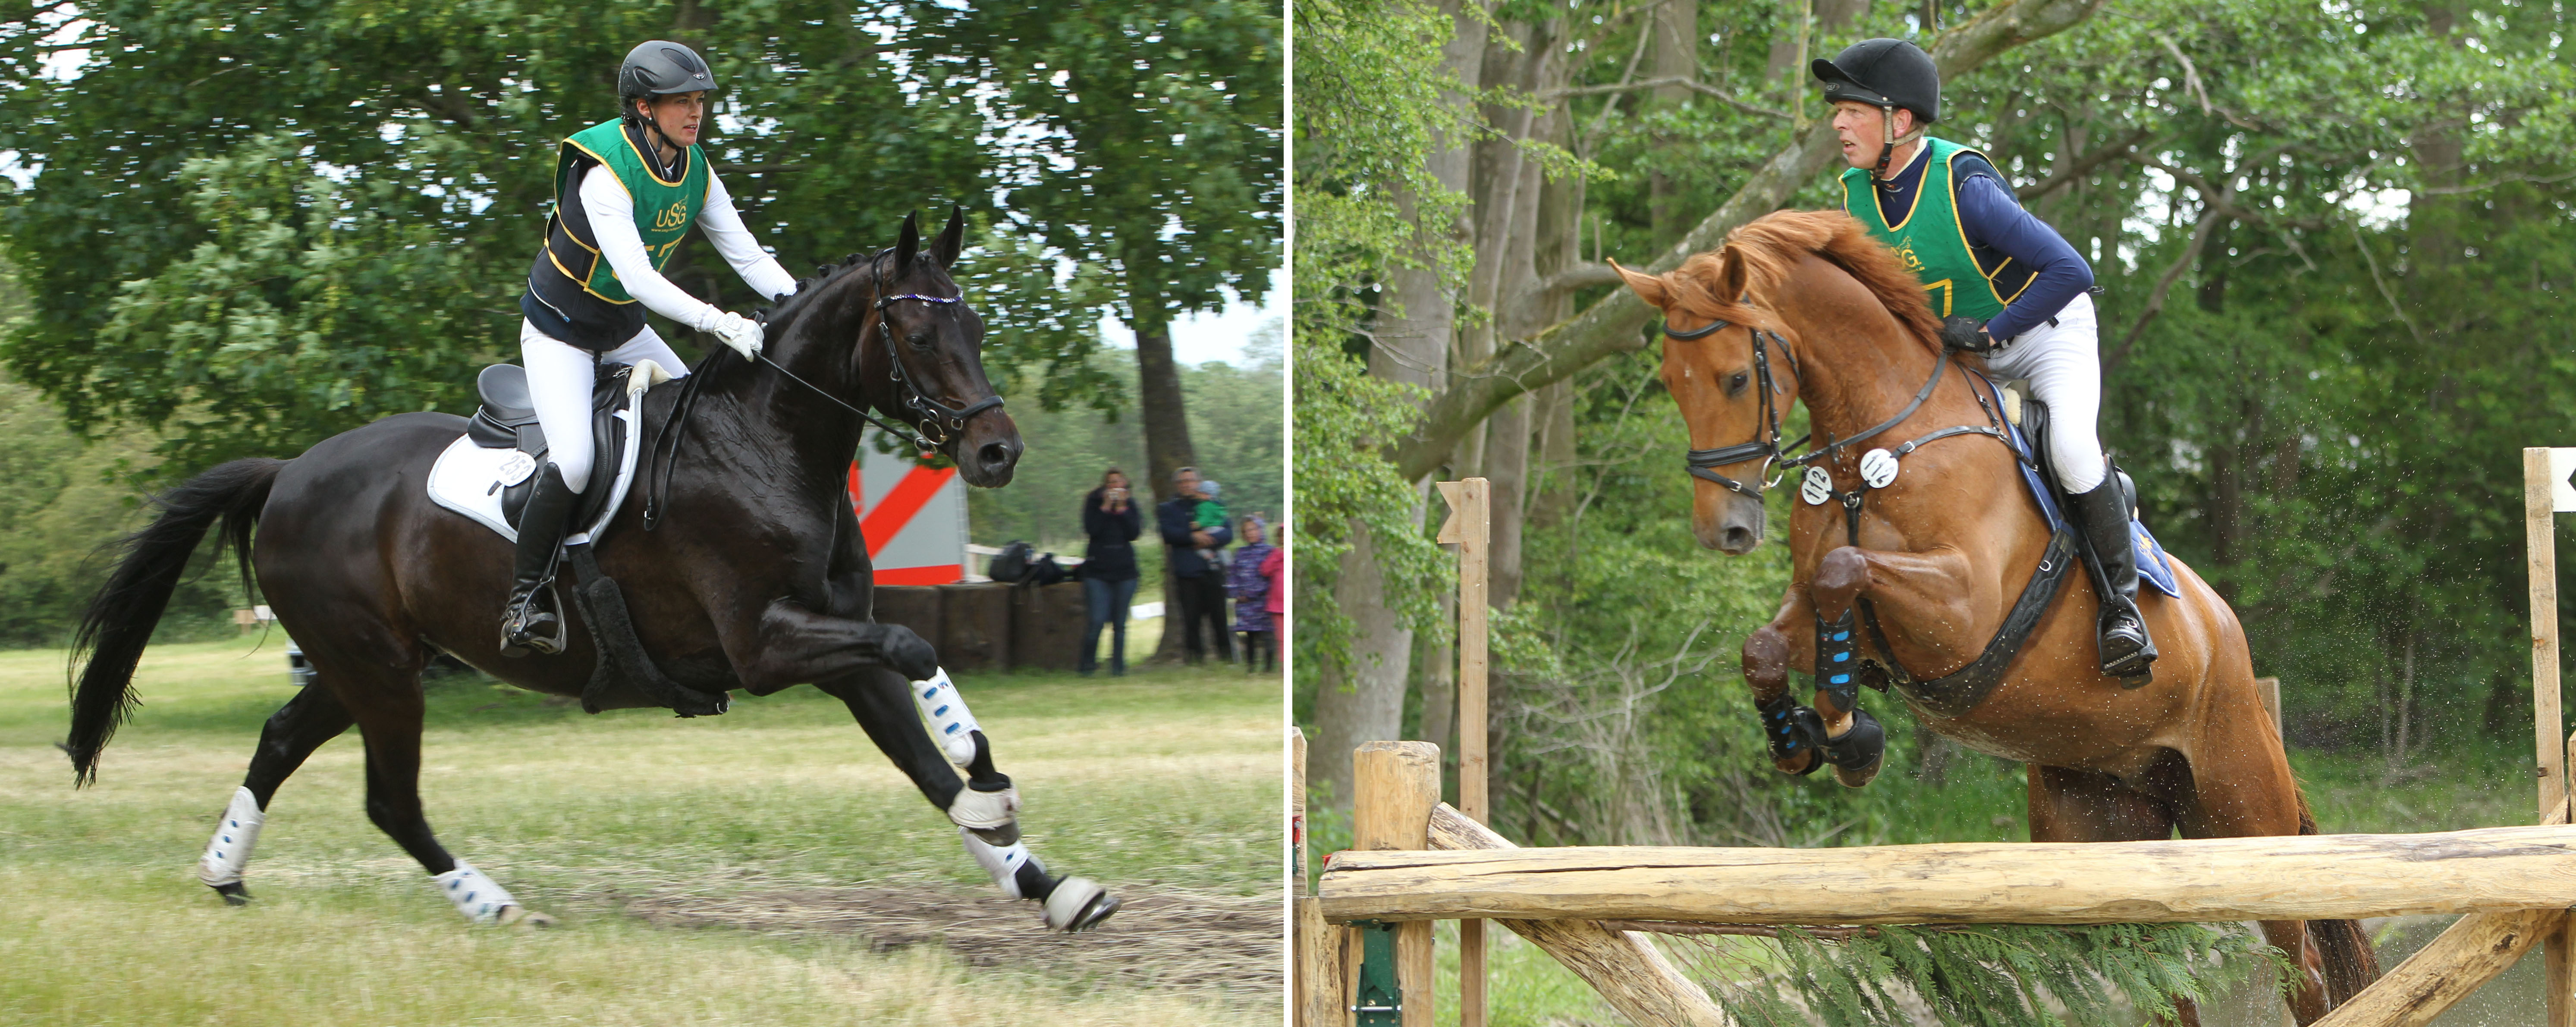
top-left (621, 883), bottom-right (1281, 1003)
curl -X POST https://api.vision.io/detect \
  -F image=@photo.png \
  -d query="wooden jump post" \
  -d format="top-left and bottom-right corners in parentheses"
top-left (1433, 477), bottom-right (1490, 1027)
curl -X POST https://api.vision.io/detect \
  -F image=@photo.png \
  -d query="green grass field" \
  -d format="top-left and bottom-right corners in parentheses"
top-left (0, 630), bottom-right (1285, 1026)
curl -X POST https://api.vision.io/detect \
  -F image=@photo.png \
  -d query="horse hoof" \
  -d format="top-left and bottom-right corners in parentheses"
top-left (1042, 877), bottom-right (1119, 932)
top-left (210, 881), bottom-right (251, 906)
top-left (496, 905), bottom-right (556, 928)
top-left (1831, 755), bottom-right (1883, 788)
top-left (1774, 750), bottom-right (1821, 776)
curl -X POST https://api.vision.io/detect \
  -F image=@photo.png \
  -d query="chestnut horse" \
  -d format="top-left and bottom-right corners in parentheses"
top-left (64, 211), bottom-right (1117, 933)
top-left (1614, 210), bottom-right (2376, 1022)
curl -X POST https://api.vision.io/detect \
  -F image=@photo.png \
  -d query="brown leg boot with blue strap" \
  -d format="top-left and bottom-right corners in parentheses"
top-left (2066, 468), bottom-right (2156, 683)
top-left (500, 464), bottom-right (579, 658)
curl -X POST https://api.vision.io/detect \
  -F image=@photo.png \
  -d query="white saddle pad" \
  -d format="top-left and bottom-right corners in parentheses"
top-left (427, 361), bottom-right (666, 546)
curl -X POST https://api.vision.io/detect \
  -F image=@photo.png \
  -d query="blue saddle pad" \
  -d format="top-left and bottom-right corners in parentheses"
top-left (1973, 371), bottom-right (2182, 600)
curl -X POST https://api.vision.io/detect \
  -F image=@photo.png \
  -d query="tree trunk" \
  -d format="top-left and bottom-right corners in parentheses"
top-left (1313, 515), bottom-right (1426, 806)
top-left (1648, 0), bottom-right (1696, 247)
top-left (1131, 308), bottom-right (1199, 661)
top-left (1312, 0), bottom-right (1491, 803)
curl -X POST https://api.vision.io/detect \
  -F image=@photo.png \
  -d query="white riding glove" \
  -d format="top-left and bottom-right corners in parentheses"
top-left (709, 311), bottom-right (763, 361)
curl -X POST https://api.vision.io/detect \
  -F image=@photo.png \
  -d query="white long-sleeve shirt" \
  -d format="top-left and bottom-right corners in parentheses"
top-left (581, 162), bottom-right (799, 332)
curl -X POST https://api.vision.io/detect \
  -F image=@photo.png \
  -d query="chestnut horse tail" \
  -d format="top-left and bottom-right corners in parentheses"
top-left (66, 458), bottom-right (285, 786)
top-left (2296, 796), bottom-right (2384, 1002)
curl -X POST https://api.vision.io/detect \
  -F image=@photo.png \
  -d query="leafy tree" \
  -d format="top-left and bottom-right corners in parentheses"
top-left (0, 1), bottom-right (1178, 473)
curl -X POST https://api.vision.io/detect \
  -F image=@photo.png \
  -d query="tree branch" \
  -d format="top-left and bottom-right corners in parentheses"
top-left (2015, 127), bottom-right (2155, 202)
top-left (1392, 0), bottom-right (2113, 483)
top-left (1539, 261), bottom-right (1626, 293)
top-left (1547, 75), bottom-right (1793, 121)
top-left (2102, 206), bottom-right (2220, 373)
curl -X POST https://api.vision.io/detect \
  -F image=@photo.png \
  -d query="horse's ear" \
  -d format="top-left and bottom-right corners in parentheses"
top-left (1711, 244), bottom-right (1753, 305)
top-left (893, 211), bottom-right (921, 273)
top-left (1609, 259), bottom-right (1668, 308)
top-left (931, 207), bottom-right (966, 270)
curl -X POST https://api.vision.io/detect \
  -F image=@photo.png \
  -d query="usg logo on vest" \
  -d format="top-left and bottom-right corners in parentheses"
top-left (652, 200), bottom-right (691, 231)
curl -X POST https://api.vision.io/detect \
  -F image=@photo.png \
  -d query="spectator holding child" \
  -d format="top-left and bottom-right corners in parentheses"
top-left (1077, 468), bottom-right (1143, 676)
top-left (1157, 466), bottom-right (1234, 665)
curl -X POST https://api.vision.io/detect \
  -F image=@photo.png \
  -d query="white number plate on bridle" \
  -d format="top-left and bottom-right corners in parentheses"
top-left (1801, 465), bottom-right (1833, 506)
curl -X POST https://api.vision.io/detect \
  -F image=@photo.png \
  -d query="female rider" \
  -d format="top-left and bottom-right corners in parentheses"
top-left (503, 41), bottom-right (798, 656)
top-left (1811, 38), bottom-right (2153, 679)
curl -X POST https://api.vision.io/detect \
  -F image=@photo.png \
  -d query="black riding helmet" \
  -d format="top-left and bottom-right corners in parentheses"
top-left (617, 41), bottom-right (715, 177)
top-left (618, 41), bottom-right (716, 116)
top-left (1812, 38), bottom-right (1939, 185)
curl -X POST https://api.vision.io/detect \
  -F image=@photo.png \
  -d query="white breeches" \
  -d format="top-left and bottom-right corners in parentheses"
top-left (518, 318), bottom-right (691, 493)
top-left (1980, 293), bottom-right (2107, 494)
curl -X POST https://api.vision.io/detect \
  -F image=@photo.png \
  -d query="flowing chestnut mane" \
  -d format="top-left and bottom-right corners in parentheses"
top-left (1648, 209), bottom-right (1943, 354)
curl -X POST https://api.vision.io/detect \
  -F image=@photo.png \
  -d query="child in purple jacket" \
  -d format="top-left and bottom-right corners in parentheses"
top-left (1228, 514), bottom-right (1276, 673)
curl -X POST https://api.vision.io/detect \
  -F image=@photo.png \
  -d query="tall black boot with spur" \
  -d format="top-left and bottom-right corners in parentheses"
top-left (2066, 468), bottom-right (2156, 682)
top-left (499, 464), bottom-right (580, 657)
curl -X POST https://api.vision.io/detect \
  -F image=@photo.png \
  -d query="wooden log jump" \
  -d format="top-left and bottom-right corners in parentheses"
top-left (1320, 825), bottom-right (2576, 926)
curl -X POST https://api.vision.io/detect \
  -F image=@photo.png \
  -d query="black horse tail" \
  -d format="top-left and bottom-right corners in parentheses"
top-left (2296, 797), bottom-right (2384, 1004)
top-left (66, 458), bottom-right (286, 786)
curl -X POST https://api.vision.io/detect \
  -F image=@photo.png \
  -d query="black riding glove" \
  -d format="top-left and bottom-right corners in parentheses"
top-left (1939, 315), bottom-right (1995, 353)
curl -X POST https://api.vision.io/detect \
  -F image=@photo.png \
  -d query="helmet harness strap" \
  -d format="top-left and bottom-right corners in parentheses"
top-left (1872, 102), bottom-right (1928, 193)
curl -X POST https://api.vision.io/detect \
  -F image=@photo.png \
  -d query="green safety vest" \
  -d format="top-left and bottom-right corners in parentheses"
top-left (541, 119), bottom-right (710, 305)
top-left (1839, 136), bottom-right (2024, 321)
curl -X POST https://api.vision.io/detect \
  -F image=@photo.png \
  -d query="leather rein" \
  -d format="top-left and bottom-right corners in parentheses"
top-left (1667, 310), bottom-right (2021, 504)
top-left (640, 257), bottom-right (1006, 530)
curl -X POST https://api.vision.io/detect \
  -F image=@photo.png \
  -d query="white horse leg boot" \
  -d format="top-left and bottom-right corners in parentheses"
top-left (431, 861), bottom-right (554, 927)
top-left (196, 786), bottom-right (265, 905)
top-left (914, 668), bottom-right (1021, 843)
top-left (959, 828), bottom-right (1119, 932)
top-left (910, 667), bottom-right (983, 767)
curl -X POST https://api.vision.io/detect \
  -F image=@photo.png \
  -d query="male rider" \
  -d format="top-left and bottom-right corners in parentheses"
top-left (504, 41), bottom-right (796, 656)
top-left (1812, 38), bottom-right (2153, 678)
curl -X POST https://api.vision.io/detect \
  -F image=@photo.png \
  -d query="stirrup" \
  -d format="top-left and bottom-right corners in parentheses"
top-left (2098, 615), bottom-right (2155, 683)
top-left (500, 587), bottom-right (563, 657)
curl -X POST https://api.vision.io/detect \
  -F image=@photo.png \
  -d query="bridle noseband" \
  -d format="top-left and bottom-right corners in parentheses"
top-left (1672, 314), bottom-right (1804, 498)
top-left (870, 289), bottom-right (1006, 446)
top-left (1668, 307), bottom-right (1999, 498)
top-left (743, 261), bottom-right (1008, 453)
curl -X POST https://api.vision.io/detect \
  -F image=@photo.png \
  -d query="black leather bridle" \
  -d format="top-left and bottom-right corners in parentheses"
top-left (1670, 313), bottom-right (1805, 497)
top-left (1668, 310), bottom-right (1995, 497)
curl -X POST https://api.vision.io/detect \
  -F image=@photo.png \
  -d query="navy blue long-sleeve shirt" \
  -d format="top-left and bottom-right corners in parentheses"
top-left (1875, 144), bottom-right (2095, 341)
top-left (1156, 495), bottom-right (1232, 578)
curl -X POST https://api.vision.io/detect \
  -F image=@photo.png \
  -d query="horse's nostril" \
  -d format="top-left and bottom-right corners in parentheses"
top-left (1723, 527), bottom-right (1755, 551)
top-left (979, 442), bottom-right (1013, 469)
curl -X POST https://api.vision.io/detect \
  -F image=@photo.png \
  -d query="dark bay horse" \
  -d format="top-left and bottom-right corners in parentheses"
top-left (64, 210), bottom-right (1118, 932)
top-left (1613, 210), bottom-right (2376, 1023)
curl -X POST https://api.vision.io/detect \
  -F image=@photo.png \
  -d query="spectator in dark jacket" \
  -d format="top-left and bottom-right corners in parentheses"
top-left (1158, 466), bottom-right (1234, 664)
top-left (1078, 468), bottom-right (1144, 675)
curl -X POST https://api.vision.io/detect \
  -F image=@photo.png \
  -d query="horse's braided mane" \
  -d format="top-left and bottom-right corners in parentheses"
top-left (1659, 209), bottom-right (1942, 355)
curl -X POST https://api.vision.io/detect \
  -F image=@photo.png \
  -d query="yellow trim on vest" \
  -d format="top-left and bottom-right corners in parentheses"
top-left (1944, 150), bottom-right (2017, 309)
top-left (619, 125), bottom-right (691, 188)
top-left (1883, 147), bottom-right (1930, 233)
top-left (547, 248), bottom-right (637, 305)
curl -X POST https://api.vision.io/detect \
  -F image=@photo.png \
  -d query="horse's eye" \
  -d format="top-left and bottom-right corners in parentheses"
top-left (1728, 372), bottom-right (1750, 395)
top-left (907, 331), bottom-right (932, 349)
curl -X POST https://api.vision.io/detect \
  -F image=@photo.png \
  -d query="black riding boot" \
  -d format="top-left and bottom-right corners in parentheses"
top-left (2067, 471), bottom-right (2156, 681)
top-left (499, 464), bottom-right (580, 657)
